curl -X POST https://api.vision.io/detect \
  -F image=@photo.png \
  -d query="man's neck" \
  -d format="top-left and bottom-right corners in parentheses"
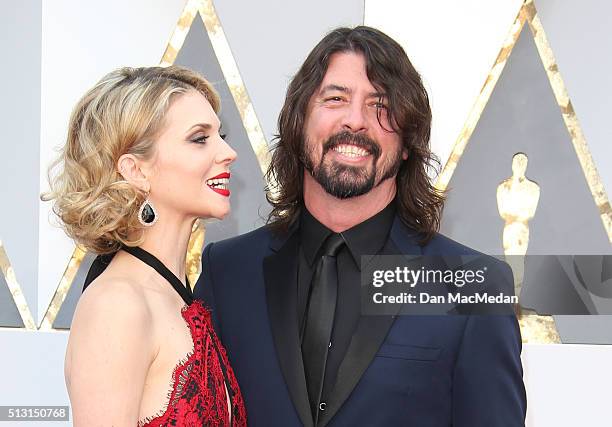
top-left (303, 173), bottom-right (397, 232)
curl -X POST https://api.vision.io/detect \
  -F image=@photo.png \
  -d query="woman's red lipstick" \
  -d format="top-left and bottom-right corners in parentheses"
top-left (206, 172), bottom-right (230, 197)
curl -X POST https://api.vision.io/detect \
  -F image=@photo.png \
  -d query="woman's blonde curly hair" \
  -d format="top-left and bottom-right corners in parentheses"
top-left (42, 66), bottom-right (220, 254)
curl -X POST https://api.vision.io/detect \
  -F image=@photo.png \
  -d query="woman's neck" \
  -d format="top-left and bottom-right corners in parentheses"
top-left (137, 213), bottom-right (197, 285)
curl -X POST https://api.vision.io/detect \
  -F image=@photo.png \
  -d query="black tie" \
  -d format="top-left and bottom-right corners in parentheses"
top-left (301, 233), bottom-right (345, 421)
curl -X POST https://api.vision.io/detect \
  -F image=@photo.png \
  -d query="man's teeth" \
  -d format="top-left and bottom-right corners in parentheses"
top-left (206, 178), bottom-right (229, 190)
top-left (332, 144), bottom-right (369, 157)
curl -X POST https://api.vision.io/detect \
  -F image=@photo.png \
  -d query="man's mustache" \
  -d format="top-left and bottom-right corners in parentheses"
top-left (322, 131), bottom-right (381, 158)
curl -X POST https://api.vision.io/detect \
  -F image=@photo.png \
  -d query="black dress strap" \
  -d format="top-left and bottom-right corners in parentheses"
top-left (83, 252), bottom-right (117, 292)
top-left (122, 246), bottom-right (193, 305)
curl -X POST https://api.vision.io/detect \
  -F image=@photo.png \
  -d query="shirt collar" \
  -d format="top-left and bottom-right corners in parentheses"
top-left (300, 208), bottom-right (333, 266)
top-left (300, 199), bottom-right (397, 269)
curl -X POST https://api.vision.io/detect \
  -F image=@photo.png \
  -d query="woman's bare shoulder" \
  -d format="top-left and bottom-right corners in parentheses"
top-left (67, 272), bottom-right (158, 366)
top-left (73, 273), bottom-right (153, 328)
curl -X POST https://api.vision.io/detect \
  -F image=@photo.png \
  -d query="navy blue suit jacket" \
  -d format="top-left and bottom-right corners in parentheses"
top-left (195, 216), bottom-right (526, 426)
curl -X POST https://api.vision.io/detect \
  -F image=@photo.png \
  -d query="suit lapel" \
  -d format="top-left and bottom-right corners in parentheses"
top-left (319, 217), bottom-right (423, 426)
top-left (264, 228), bottom-right (314, 427)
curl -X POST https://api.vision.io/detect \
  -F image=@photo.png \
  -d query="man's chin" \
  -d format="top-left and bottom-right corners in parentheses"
top-left (319, 178), bottom-right (374, 199)
top-left (329, 189), bottom-right (372, 200)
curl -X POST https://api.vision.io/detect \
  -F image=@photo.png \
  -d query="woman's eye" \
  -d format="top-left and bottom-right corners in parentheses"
top-left (325, 96), bottom-right (343, 102)
top-left (191, 135), bottom-right (209, 144)
top-left (373, 102), bottom-right (388, 109)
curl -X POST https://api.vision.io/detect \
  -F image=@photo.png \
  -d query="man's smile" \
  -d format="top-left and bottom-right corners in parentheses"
top-left (329, 143), bottom-right (372, 162)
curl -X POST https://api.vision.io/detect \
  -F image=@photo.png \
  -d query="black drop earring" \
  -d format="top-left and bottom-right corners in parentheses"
top-left (138, 197), bottom-right (158, 226)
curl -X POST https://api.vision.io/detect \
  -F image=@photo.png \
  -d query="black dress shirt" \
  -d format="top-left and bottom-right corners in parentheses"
top-left (298, 200), bottom-right (396, 405)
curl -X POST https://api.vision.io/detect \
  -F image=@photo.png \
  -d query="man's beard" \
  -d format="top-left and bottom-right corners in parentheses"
top-left (301, 130), bottom-right (403, 199)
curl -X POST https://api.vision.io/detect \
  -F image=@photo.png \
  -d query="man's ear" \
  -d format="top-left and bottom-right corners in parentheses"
top-left (117, 154), bottom-right (149, 192)
top-left (402, 147), bottom-right (409, 161)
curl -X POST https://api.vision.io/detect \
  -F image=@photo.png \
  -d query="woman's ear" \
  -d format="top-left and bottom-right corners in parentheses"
top-left (117, 154), bottom-right (149, 192)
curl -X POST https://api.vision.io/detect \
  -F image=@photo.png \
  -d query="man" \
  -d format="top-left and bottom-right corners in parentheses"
top-left (195, 26), bottom-right (526, 426)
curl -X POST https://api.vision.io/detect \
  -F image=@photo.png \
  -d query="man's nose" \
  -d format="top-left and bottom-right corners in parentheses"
top-left (342, 102), bottom-right (368, 134)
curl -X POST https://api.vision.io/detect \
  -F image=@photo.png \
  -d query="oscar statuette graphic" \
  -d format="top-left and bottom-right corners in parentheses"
top-left (497, 152), bottom-right (560, 343)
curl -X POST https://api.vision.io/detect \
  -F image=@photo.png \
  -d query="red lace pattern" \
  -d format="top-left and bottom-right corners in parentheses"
top-left (139, 300), bottom-right (246, 427)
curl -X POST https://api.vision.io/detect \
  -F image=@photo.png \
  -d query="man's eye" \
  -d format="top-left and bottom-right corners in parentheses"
top-left (373, 102), bottom-right (388, 109)
top-left (325, 96), bottom-right (343, 102)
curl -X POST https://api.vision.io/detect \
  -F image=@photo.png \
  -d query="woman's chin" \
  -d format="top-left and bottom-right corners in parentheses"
top-left (201, 207), bottom-right (230, 221)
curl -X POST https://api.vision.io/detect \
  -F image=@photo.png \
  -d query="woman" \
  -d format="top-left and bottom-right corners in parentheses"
top-left (44, 66), bottom-right (246, 426)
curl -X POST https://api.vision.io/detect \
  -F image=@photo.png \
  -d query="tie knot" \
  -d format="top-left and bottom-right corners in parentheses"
top-left (321, 233), bottom-right (344, 257)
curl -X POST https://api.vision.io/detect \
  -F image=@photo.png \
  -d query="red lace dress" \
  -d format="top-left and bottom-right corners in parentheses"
top-left (138, 300), bottom-right (247, 427)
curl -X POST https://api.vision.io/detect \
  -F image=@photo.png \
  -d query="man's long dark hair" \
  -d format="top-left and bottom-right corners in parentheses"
top-left (265, 26), bottom-right (445, 244)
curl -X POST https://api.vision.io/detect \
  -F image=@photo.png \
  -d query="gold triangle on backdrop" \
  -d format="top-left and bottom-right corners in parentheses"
top-left (435, 0), bottom-right (611, 343)
top-left (0, 240), bottom-right (36, 330)
top-left (436, 0), bottom-right (610, 242)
